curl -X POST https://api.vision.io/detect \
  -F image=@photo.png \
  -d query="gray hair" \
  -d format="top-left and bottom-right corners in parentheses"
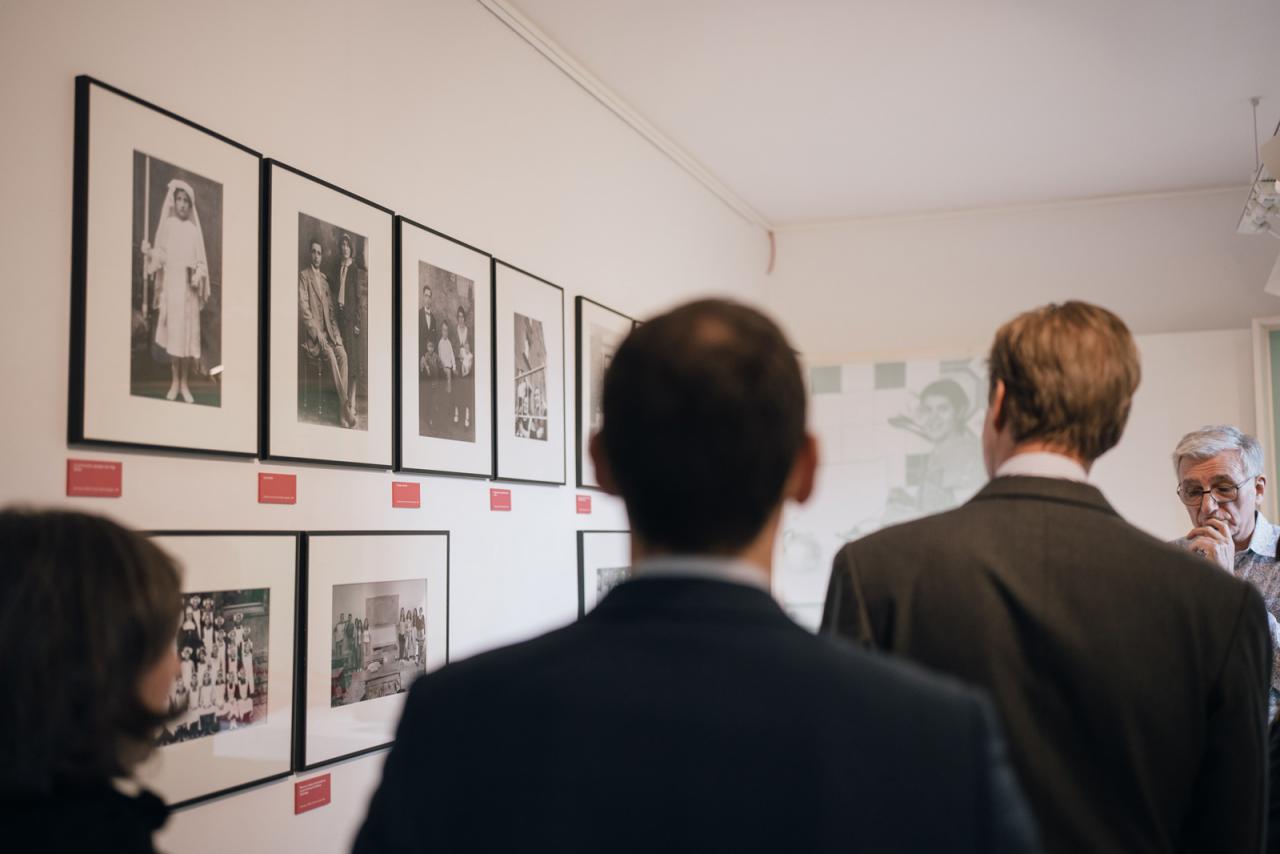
top-left (1171, 425), bottom-right (1265, 478)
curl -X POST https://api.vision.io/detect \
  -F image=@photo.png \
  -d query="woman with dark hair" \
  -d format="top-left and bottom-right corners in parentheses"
top-left (0, 508), bottom-right (182, 853)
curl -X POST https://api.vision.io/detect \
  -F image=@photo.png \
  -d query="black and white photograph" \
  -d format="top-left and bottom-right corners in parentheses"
top-left (300, 532), bottom-right (449, 770)
top-left (71, 77), bottom-right (260, 456)
top-left (514, 312), bottom-right (549, 441)
top-left (418, 262), bottom-right (475, 442)
top-left (156, 588), bottom-right (268, 746)
top-left (578, 530), bottom-right (631, 616)
top-left (576, 298), bottom-right (635, 488)
top-left (396, 217), bottom-right (493, 477)
top-left (297, 212), bottom-right (369, 431)
top-left (493, 261), bottom-right (565, 483)
top-left (330, 579), bottom-right (427, 708)
top-left (595, 566), bottom-right (632, 599)
top-left (137, 533), bottom-right (297, 808)
top-left (131, 152), bottom-right (223, 408)
top-left (264, 161), bottom-right (393, 468)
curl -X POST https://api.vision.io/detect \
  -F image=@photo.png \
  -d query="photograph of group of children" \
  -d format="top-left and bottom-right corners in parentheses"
top-left (330, 579), bottom-right (428, 708)
top-left (157, 588), bottom-right (269, 746)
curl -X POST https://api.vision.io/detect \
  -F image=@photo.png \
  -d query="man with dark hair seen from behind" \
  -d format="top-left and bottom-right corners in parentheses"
top-left (353, 299), bottom-right (1038, 854)
top-left (823, 301), bottom-right (1271, 853)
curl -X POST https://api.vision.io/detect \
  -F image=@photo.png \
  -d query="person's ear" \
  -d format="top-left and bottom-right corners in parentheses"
top-left (589, 432), bottom-right (620, 496)
top-left (785, 433), bottom-right (819, 505)
top-left (988, 379), bottom-right (1008, 431)
top-left (1256, 474), bottom-right (1267, 502)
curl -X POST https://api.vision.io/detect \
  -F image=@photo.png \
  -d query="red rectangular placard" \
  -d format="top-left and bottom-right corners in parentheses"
top-left (392, 481), bottom-right (421, 509)
top-left (490, 488), bottom-right (512, 511)
top-left (66, 459), bottom-right (122, 498)
top-left (258, 472), bottom-right (297, 505)
top-left (576, 494), bottom-right (592, 514)
top-left (294, 773), bottom-right (331, 814)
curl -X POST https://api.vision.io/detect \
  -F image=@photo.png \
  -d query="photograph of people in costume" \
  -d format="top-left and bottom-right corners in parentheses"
top-left (417, 260), bottom-right (476, 443)
top-left (156, 588), bottom-right (268, 745)
top-left (130, 150), bottom-right (223, 407)
top-left (297, 212), bottom-right (369, 431)
top-left (331, 579), bottom-right (427, 708)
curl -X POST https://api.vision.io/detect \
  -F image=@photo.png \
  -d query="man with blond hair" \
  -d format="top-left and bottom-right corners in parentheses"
top-left (823, 301), bottom-right (1270, 854)
top-left (1172, 424), bottom-right (1280, 714)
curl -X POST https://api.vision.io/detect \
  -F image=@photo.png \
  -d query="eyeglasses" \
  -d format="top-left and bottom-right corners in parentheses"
top-left (1176, 476), bottom-right (1258, 506)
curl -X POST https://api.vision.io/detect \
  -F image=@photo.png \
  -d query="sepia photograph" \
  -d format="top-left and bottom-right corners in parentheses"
top-left (156, 587), bottom-right (268, 747)
top-left (297, 211), bottom-right (369, 432)
top-left (130, 151), bottom-right (224, 408)
top-left (330, 578), bottom-right (428, 708)
top-left (514, 312), bottom-right (549, 441)
top-left (417, 260), bottom-right (476, 443)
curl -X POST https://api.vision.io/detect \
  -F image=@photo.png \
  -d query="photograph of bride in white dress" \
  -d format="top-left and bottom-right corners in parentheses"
top-left (130, 151), bottom-right (223, 407)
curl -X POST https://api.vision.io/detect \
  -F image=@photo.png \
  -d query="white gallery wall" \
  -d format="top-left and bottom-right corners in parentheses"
top-left (0, 1), bottom-right (766, 851)
top-left (768, 188), bottom-right (1280, 359)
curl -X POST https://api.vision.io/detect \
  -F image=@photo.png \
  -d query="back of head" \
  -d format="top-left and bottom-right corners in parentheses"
top-left (598, 299), bottom-right (805, 554)
top-left (988, 301), bottom-right (1140, 462)
top-left (0, 508), bottom-right (180, 793)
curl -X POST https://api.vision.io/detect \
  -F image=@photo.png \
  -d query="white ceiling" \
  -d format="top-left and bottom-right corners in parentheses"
top-left (508, 0), bottom-right (1280, 226)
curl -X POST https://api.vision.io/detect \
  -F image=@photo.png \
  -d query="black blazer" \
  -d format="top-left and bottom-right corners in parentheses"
top-left (354, 575), bottom-right (1038, 854)
top-left (823, 476), bottom-right (1271, 854)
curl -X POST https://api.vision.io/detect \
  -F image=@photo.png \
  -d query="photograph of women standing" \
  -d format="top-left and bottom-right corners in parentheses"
top-left (130, 151), bottom-right (223, 407)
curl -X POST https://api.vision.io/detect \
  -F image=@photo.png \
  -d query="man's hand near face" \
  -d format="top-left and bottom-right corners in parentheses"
top-left (1186, 517), bottom-right (1235, 573)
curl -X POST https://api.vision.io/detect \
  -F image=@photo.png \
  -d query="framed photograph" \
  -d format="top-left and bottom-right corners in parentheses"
top-left (493, 261), bottom-right (566, 484)
top-left (135, 532), bottom-right (298, 808)
top-left (577, 530), bottom-right (631, 616)
top-left (263, 160), bottom-right (394, 468)
top-left (575, 297), bottom-right (635, 489)
top-left (70, 76), bottom-right (261, 456)
top-left (396, 217), bottom-right (494, 477)
top-left (298, 531), bottom-right (450, 770)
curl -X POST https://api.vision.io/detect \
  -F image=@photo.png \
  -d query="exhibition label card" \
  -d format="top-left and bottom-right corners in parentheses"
top-left (66, 459), bottom-right (122, 497)
top-left (294, 774), bottom-right (331, 814)
top-left (490, 488), bottom-right (512, 511)
top-left (258, 472), bottom-right (297, 505)
top-left (576, 495), bottom-right (592, 514)
top-left (392, 481), bottom-right (421, 508)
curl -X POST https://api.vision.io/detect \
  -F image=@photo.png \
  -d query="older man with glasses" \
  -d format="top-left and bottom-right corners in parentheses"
top-left (1174, 424), bottom-right (1280, 713)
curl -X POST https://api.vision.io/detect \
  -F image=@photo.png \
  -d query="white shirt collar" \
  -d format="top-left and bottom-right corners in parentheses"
top-left (994, 451), bottom-right (1089, 482)
top-left (1247, 513), bottom-right (1279, 559)
top-left (631, 555), bottom-right (770, 592)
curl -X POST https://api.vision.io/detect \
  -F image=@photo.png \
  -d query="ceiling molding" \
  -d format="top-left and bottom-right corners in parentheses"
top-left (776, 184), bottom-right (1251, 233)
top-left (476, 0), bottom-right (773, 231)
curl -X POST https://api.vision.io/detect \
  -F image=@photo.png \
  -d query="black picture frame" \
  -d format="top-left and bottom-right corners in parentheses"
top-left (577, 529), bottom-right (631, 617)
top-left (492, 260), bottom-right (567, 485)
top-left (261, 159), bottom-right (396, 470)
top-left (394, 216), bottom-right (495, 479)
top-left (140, 530), bottom-right (300, 809)
top-left (574, 296), bottom-right (636, 489)
top-left (295, 530), bottom-right (451, 772)
top-left (70, 76), bottom-right (263, 458)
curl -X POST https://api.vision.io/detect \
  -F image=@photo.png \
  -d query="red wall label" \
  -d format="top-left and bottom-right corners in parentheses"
top-left (392, 481), bottom-right (421, 508)
top-left (258, 472), bottom-right (297, 505)
top-left (576, 494), bottom-right (592, 514)
top-left (490, 488), bottom-right (512, 511)
top-left (294, 773), bottom-right (331, 814)
top-left (66, 459), bottom-right (122, 498)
